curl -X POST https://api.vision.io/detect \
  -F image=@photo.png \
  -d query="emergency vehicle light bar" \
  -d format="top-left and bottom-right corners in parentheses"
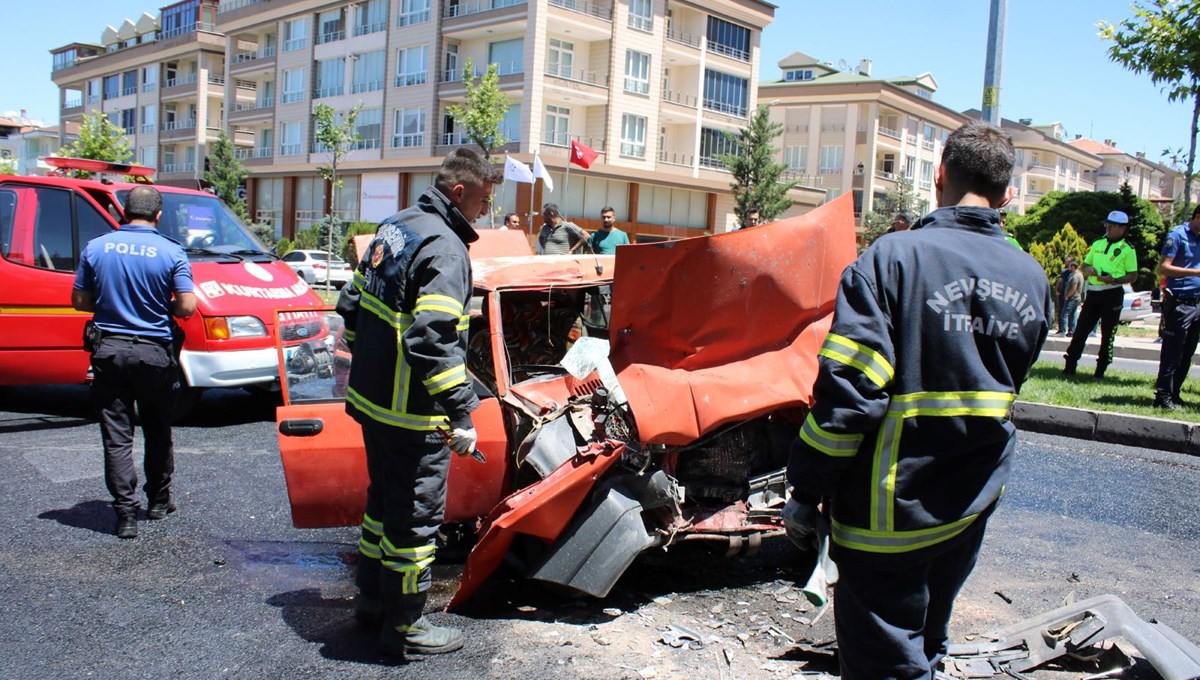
top-left (44, 156), bottom-right (157, 179)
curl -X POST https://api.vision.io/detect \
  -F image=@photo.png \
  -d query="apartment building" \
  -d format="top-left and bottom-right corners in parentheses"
top-left (0, 120), bottom-right (79, 175)
top-left (1067, 136), bottom-right (1181, 206)
top-left (50, 1), bottom-right (231, 183)
top-left (759, 52), bottom-right (969, 227)
top-left (954, 113), bottom-right (1102, 215)
top-left (192, 0), bottom-right (820, 239)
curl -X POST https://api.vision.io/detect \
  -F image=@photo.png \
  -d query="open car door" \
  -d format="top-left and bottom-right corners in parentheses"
top-left (274, 307), bottom-right (508, 529)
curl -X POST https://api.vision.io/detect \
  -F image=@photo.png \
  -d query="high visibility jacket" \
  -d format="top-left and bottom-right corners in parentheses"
top-left (788, 206), bottom-right (1051, 565)
top-left (337, 187), bottom-right (480, 431)
top-left (1083, 236), bottom-right (1136, 288)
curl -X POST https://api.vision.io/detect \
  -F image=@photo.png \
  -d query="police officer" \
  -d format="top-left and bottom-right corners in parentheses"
top-left (337, 148), bottom-right (501, 657)
top-left (71, 186), bottom-right (196, 539)
top-left (1062, 210), bottom-right (1137, 379)
top-left (785, 121), bottom-right (1050, 678)
top-left (1153, 205), bottom-right (1200, 410)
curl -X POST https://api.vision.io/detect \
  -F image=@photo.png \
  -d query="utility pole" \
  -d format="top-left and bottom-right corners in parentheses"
top-left (981, 0), bottom-right (1006, 124)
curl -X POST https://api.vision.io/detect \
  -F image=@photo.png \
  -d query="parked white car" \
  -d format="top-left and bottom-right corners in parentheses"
top-left (1121, 284), bottom-right (1152, 323)
top-left (282, 250), bottom-right (353, 287)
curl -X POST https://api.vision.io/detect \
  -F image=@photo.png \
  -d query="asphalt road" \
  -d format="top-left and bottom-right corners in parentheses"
top-left (1038, 343), bottom-right (1200, 378)
top-left (0, 385), bottom-right (1197, 679)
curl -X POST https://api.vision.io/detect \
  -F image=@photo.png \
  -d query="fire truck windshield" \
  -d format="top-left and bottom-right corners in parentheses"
top-left (115, 190), bottom-right (272, 257)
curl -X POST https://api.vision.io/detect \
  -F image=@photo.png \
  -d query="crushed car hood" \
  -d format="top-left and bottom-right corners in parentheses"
top-left (608, 194), bottom-right (858, 445)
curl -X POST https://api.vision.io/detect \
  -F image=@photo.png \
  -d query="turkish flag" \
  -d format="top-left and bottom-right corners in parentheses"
top-left (569, 139), bottom-right (599, 169)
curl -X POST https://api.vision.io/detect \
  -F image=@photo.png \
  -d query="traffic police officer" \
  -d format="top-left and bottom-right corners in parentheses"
top-left (1062, 210), bottom-right (1138, 378)
top-left (337, 148), bottom-right (501, 657)
top-left (72, 186), bottom-right (196, 539)
top-left (785, 121), bottom-right (1051, 678)
top-left (1153, 205), bottom-right (1200, 410)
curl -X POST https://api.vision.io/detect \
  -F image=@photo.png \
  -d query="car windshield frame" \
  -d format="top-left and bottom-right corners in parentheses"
top-left (115, 189), bottom-right (272, 258)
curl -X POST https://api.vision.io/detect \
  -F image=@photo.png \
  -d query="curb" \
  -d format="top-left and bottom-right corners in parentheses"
top-left (1013, 401), bottom-right (1200, 456)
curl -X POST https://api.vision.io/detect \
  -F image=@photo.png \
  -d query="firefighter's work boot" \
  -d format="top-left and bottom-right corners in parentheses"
top-left (378, 592), bottom-right (464, 657)
top-left (379, 615), bottom-right (465, 656)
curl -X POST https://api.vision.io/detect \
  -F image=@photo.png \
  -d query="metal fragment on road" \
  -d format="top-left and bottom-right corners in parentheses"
top-left (602, 607), bottom-right (623, 617)
top-left (994, 590), bottom-right (1013, 604)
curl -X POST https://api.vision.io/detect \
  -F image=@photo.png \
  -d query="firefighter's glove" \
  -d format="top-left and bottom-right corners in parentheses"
top-left (447, 427), bottom-right (478, 457)
top-left (783, 497), bottom-right (819, 550)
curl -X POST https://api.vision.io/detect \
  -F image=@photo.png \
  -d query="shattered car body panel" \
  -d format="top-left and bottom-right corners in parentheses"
top-left (274, 194), bottom-right (858, 607)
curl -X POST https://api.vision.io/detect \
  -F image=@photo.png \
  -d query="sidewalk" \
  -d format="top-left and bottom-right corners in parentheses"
top-left (1018, 316), bottom-right (1200, 456)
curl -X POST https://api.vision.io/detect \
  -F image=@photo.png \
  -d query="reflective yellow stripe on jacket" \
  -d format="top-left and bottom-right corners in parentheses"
top-left (834, 390), bottom-right (1015, 554)
top-left (819, 333), bottom-right (895, 388)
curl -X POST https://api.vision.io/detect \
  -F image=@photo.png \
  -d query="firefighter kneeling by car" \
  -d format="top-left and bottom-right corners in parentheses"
top-left (336, 148), bottom-right (502, 657)
top-left (785, 121), bottom-right (1051, 679)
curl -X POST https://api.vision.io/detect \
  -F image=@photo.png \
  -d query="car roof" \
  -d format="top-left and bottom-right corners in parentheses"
top-left (472, 254), bottom-right (615, 292)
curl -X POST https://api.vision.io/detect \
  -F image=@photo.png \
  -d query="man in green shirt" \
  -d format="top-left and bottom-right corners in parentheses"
top-left (1063, 210), bottom-right (1138, 378)
top-left (589, 206), bottom-right (630, 255)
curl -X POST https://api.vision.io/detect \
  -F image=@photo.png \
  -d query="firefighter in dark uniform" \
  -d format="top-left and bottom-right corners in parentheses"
top-left (785, 121), bottom-right (1051, 678)
top-left (1062, 210), bottom-right (1138, 378)
top-left (71, 186), bottom-right (196, 539)
top-left (337, 148), bottom-right (501, 657)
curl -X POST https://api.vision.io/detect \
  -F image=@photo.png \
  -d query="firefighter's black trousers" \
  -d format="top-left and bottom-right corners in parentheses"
top-left (90, 336), bottom-right (178, 519)
top-left (355, 422), bottom-right (450, 602)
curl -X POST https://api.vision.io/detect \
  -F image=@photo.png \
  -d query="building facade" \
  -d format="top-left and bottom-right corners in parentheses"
top-left (54, 0), bottom-right (827, 241)
top-left (760, 51), bottom-right (969, 227)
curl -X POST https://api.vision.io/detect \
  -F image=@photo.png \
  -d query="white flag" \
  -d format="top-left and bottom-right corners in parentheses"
top-left (533, 152), bottom-right (554, 193)
top-left (504, 154), bottom-right (534, 184)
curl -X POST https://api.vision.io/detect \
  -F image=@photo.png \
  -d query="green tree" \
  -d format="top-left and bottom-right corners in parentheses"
top-left (1027, 222), bottom-right (1089, 281)
top-left (313, 102), bottom-right (362, 293)
top-left (0, 158), bottom-right (16, 175)
top-left (716, 104), bottom-right (798, 228)
top-left (293, 226), bottom-right (321, 251)
top-left (860, 172), bottom-right (920, 244)
top-left (204, 129), bottom-right (250, 221)
top-left (1010, 190), bottom-right (1166, 289)
top-left (446, 58), bottom-right (510, 160)
top-left (274, 237), bottom-right (294, 257)
top-left (1100, 0), bottom-right (1200, 212)
top-left (340, 221), bottom-right (378, 265)
top-left (60, 111), bottom-right (132, 179)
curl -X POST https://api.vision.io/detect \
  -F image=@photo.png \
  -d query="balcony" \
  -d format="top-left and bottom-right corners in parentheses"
top-left (544, 67), bottom-right (609, 104)
top-left (394, 72), bottom-right (429, 87)
top-left (140, 123), bottom-right (156, 133)
top-left (658, 149), bottom-right (693, 167)
top-left (160, 162), bottom-right (196, 174)
top-left (1025, 163), bottom-right (1057, 179)
top-left (62, 99), bottom-right (83, 115)
top-left (121, 85), bottom-right (137, 97)
top-left (219, 0), bottom-right (261, 12)
top-left (441, 61), bottom-right (522, 82)
top-left (707, 41), bottom-right (749, 63)
top-left (666, 28), bottom-right (701, 49)
top-left (703, 99), bottom-right (747, 119)
top-left (878, 126), bottom-right (900, 140)
top-left (162, 74), bottom-right (200, 99)
top-left (160, 119), bottom-right (197, 140)
top-left (314, 85), bottom-right (344, 99)
top-left (278, 143), bottom-right (304, 157)
top-left (780, 169), bottom-right (823, 189)
top-left (141, 82), bottom-right (156, 93)
top-left (317, 29), bottom-right (346, 45)
top-left (280, 91), bottom-right (306, 105)
top-left (443, 0), bottom-right (526, 18)
top-left (354, 20), bottom-right (388, 36)
top-left (548, 0), bottom-right (612, 21)
top-left (350, 80), bottom-right (385, 94)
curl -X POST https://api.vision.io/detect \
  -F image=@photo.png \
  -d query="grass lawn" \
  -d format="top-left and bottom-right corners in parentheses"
top-left (1116, 324), bottom-right (1159, 339)
top-left (312, 287), bottom-right (340, 305)
top-left (1019, 361), bottom-right (1200, 423)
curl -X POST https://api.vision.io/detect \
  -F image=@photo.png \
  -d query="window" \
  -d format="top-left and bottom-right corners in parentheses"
top-left (395, 45), bottom-right (428, 87)
top-left (545, 105), bottom-right (570, 147)
top-left (703, 69), bottom-right (748, 117)
top-left (784, 146), bottom-right (807, 170)
top-left (355, 108), bottom-right (383, 149)
top-left (121, 109), bottom-right (136, 135)
top-left (548, 38), bottom-right (574, 79)
top-left (1014, 149), bottom-right (1025, 168)
top-left (443, 43), bottom-right (459, 81)
top-left (501, 104), bottom-right (521, 142)
top-left (256, 128), bottom-right (274, 157)
top-left (904, 155), bottom-right (916, 178)
top-left (161, 0), bottom-right (201, 39)
top-left (10, 188), bottom-right (111, 272)
top-left (141, 65), bottom-right (158, 92)
top-left (279, 121), bottom-right (303, 156)
top-left (819, 145), bottom-right (843, 174)
top-left (139, 145), bottom-right (157, 168)
top-left (103, 75), bottom-right (120, 100)
top-left (351, 50), bottom-right (385, 93)
top-left (317, 8), bottom-right (345, 44)
top-left (355, 0), bottom-right (388, 35)
top-left (487, 39), bottom-right (523, 76)
top-left (624, 50), bottom-right (650, 95)
top-left (316, 58), bottom-right (345, 98)
top-left (784, 69), bottom-right (814, 82)
top-left (283, 18), bottom-right (308, 51)
top-left (628, 0), bottom-right (653, 32)
top-left (920, 160), bottom-right (934, 188)
top-left (700, 127), bottom-right (738, 167)
top-left (706, 16), bottom-right (750, 61)
top-left (140, 105), bottom-right (157, 133)
top-left (281, 68), bottom-right (306, 103)
top-left (259, 80), bottom-right (275, 107)
top-left (620, 114), bottom-right (647, 157)
top-left (121, 70), bottom-right (138, 96)
top-left (397, 0), bottom-right (431, 26)
top-left (392, 108), bottom-right (425, 147)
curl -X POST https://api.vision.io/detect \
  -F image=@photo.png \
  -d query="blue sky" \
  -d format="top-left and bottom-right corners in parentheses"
top-left (3, 1), bottom-right (1192, 163)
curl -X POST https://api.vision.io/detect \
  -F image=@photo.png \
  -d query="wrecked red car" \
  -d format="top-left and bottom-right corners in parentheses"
top-left (274, 195), bottom-right (858, 609)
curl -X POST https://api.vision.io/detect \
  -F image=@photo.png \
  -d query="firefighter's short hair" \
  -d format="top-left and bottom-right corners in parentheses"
top-left (941, 121), bottom-right (1015, 202)
top-left (436, 147), bottom-right (502, 193)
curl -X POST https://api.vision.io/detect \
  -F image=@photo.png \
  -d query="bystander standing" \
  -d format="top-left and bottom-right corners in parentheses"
top-left (1058, 258), bottom-right (1083, 336)
top-left (501, 212), bottom-right (519, 231)
top-left (589, 206), bottom-right (630, 255)
top-left (537, 204), bottom-right (589, 254)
